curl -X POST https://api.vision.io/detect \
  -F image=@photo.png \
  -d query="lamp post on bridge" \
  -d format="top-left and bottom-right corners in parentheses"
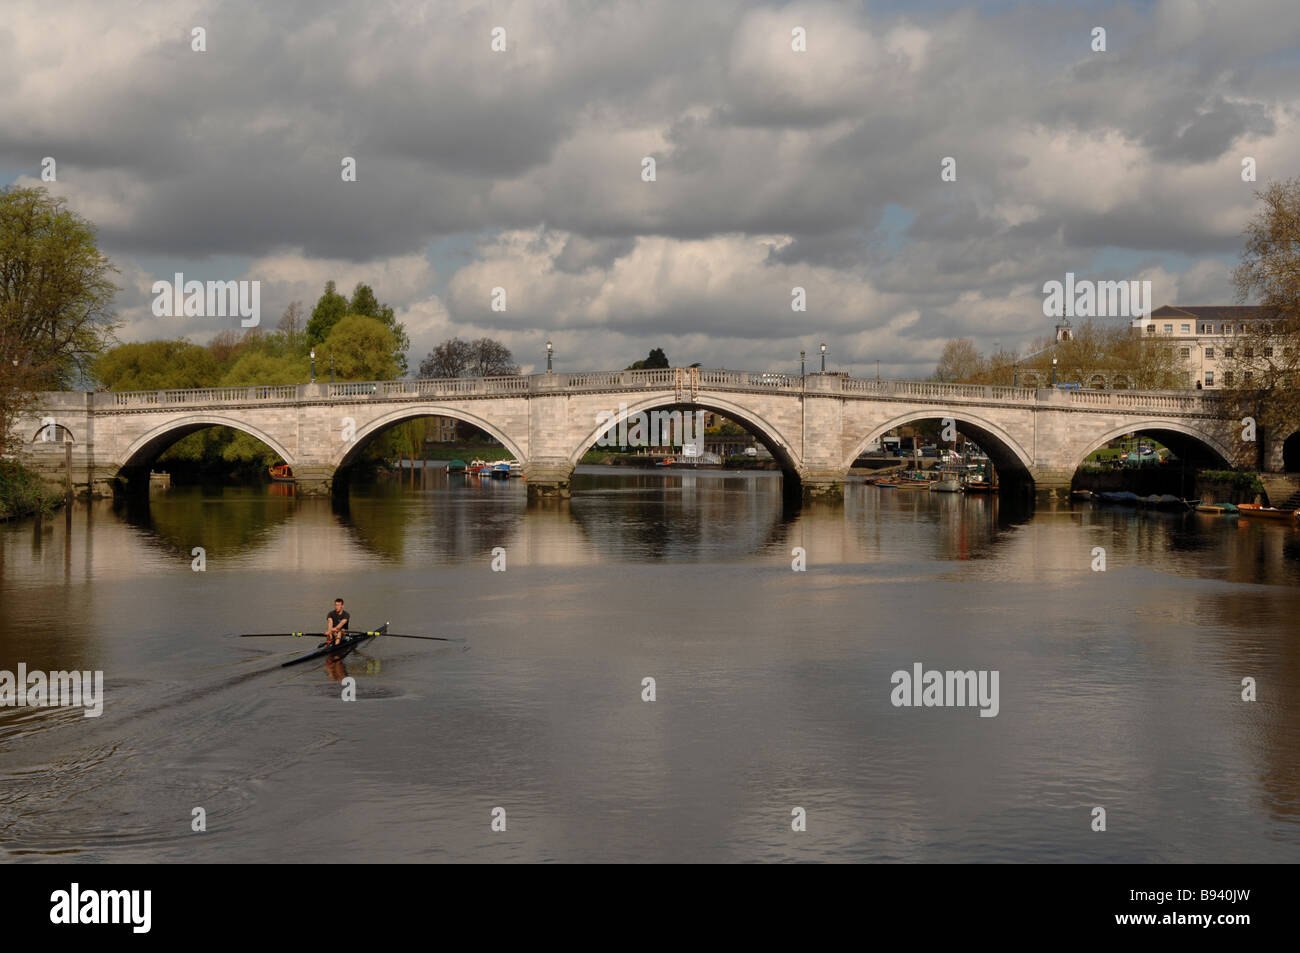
top-left (800, 349), bottom-right (805, 378)
top-left (546, 339), bottom-right (553, 373)
top-left (1051, 357), bottom-right (1058, 387)
top-left (330, 353), bottom-right (334, 384)
top-left (310, 348), bottom-right (316, 384)
top-left (820, 342), bottom-right (826, 374)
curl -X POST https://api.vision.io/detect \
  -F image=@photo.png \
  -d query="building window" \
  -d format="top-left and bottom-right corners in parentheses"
top-left (1224, 371), bottom-right (1234, 386)
top-left (1205, 371), bottom-right (1214, 386)
top-left (1163, 324), bottom-right (1173, 333)
top-left (1180, 324), bottom-right (1191, 333)
top-left (1179, 347), bottom-right (1190, 358)
top-left (1205, 347), bottom-right (1214, 359)
top-left (1224, 325), bottom-right (1232, 335)
top-left (1225, 347), bottom-right (1234, 358)
top-left (1244, 371), bottom-right (1253, 384)
top-left (1146, 325), bottom-right (1155, 334)
top-left (1244, 348), bottom-right (1254, 358)
top-left (1202, 324), bottom-right (1212, 333)
top-left (1239, 324), bottom-right (1247, 333)
top-left (1264, 347), bottom-right (1273, 358)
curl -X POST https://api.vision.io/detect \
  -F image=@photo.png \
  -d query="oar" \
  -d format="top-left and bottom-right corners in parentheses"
top-left (240, 631), bottom-right (463, 642)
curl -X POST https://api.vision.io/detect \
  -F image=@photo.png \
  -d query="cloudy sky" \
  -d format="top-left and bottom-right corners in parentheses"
top-left (3, 0), bottom-right (1298, 376)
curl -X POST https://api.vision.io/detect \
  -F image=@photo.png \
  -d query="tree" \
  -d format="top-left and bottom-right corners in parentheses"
top-left (469, 337), bottom-right (519, 376)
top-left (627, 347), bottom-right (669, 370)
top-left (305, 281), bottom-right (349, 344)
top-left (1, 185), bottom-right (119, 454)
top-left (93, 340), bottom-right (220, 391)
top-left (419, 337), bottom-right (518, 377)
top-left (420, 337), bottom-right (473, 378)
top-left (1229, 178), bottom-right (1300, 448)
top-left (321, 314), bottom-right (401, 381)
top-left (220, 350), bottom-right (309, 386)
top-left (934, 338), bottom-right (983, 382)
top-left (277, 301), bottom-right (305, 350)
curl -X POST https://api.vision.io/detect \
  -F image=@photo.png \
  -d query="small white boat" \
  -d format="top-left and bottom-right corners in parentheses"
top-left (507, 460), bottom-right (523, 477)
top-left (929, 479), bottom-right (960, 493)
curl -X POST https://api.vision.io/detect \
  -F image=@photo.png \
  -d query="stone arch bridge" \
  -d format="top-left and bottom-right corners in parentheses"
top-left (16, 367), bottom-right (1266, 500)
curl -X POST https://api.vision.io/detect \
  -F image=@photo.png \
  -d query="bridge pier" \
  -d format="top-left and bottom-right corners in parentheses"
top-left (293, 465), bottom-right (336, 496)
top-left (798, 468), bottom-right (848, 503)
top-left (1030, 467), bottom-right (1074, 504)
top-left (523, 460), bottom-right (575, 499)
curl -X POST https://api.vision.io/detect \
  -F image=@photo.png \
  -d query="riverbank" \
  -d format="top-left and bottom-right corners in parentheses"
top-left (0, 460), bottom-right (60, 521)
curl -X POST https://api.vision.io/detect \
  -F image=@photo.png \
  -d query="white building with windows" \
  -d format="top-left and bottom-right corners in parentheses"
top-left (1130, 305), bottom-right (1269, 390)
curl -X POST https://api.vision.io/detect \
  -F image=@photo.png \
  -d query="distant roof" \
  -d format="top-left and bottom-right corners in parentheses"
top-left (1150, 305), bottom-right (1263, 320)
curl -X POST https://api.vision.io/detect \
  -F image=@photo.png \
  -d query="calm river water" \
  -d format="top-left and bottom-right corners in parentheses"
top-left (2, 466), bottom-right (1297, 862)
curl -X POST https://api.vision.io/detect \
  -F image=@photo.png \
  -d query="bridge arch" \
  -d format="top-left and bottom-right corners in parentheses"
top-left (845, 410), bottom-right (1036, 482)
top-left (566, 393), bottom-right (802, 476)
top-left (29, 422), bottom-right (75, 443)
top-left (1071, 419), bottom-right (1235, 472)
top-left (333, 405), bottom-right (526, 469)
top-left (118, 415), bottom-right (297, 469)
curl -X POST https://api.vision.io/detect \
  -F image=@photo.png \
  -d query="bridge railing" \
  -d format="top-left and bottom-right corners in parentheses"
top-left (112, 385), bottom-right (298, 406)
top-left (86, 370), bottom-right (1222, 412)
top-left (841, 379), bottom-right (1037, 402)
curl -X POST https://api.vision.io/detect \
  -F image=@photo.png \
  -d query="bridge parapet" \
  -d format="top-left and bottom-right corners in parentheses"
top-left (85, 370), bottom-right (1227, 414)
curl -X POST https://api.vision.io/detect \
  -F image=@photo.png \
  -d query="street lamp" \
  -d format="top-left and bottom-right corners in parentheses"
top-left (1013, 362), bottom-right (1019, 387)
top-left (329, 352), bottom-right (335, 383)
top-left (546, 339), bottom-right (553, 373)
top-left (310, 348), bottom-right (316, 383)
top-left (820, 342), bottom-right (826, 374)
top-left (800, 349), bottom-right (806, 377)
top-left (1051, 357), bottom-right (1057, 387)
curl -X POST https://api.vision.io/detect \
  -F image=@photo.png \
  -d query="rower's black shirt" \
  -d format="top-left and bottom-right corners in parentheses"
top-left (327, 609), bottom-right (350, 630)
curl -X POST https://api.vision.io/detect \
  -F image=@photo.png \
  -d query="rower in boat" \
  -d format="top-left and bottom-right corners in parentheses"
top-left (325, 598), bottom-right (350, 646)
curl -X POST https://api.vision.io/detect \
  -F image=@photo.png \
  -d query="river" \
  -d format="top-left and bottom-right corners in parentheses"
top-left (1, 465), bottom-right (1297, 861)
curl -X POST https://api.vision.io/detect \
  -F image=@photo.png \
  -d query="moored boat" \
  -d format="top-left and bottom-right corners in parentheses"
top-left (1195, 503), bottom-right (1238, 514)
top-left (492, 461), bottom-right (511, 477)
top-left (1237, 503), bottom-right (1299, 521)
top-left (268, 463), bottom-right (295, 482)
top-left (445, 459), bottom-right (467, 473)
top-left (963, 480), bottom-right (994, 493)
top-left (507, 460), bottom-right (523, 477)
top-left (929, 479), bottom-right (960, 493)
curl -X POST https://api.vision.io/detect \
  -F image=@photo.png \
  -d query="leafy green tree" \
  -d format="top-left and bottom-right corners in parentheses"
top-left (93, 340), bottom-right (220, 390)
top-left (220, 350), bottom-right (309, 386)
top-left (321, 314), bottom-right (401, 380)
top-left (305, 281), bottom-right (349, 344)
top-left (1229, 178), bottom-right (1300, 457)
top-left (627, 347), bottom-right (669, 370)
top-left (1, 185), bottom-right (120, 454)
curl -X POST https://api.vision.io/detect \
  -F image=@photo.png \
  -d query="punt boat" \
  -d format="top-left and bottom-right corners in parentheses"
top-left (1237, 504), bottom-right (1300, 522)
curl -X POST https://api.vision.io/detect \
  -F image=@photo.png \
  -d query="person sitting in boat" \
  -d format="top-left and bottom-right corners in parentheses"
top-left (325, 598), bottom-right (350, 646)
